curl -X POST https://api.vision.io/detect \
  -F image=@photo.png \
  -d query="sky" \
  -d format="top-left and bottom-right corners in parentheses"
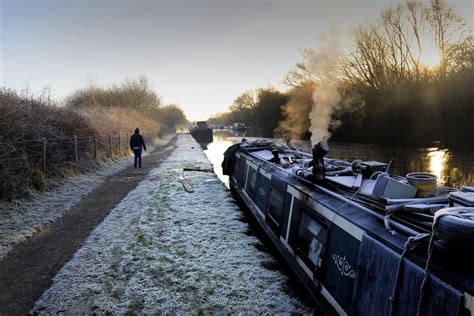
top-left (1, 0), bottom-right (472, 120)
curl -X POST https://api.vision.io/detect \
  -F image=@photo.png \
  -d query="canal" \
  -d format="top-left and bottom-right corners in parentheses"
top-left (203, 129), bottom-right (474, 189)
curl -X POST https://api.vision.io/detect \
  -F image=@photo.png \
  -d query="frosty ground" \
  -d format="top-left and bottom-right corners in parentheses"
top-left (0, 135), bottom-right (172, 259)
top-left (33, 134), bottom-right (312, 314)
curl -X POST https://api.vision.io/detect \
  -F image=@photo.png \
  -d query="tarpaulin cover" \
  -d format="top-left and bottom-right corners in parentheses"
top-left (352, 234), bottom-right (463, 315)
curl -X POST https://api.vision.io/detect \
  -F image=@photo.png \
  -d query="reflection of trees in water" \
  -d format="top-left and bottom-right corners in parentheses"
top-left (449, 168), bottom-right (473, 188)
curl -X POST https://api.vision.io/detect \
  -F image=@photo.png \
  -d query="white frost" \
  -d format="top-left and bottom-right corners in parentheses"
top-left (0, 136), bottom-right (173, 259)
top-left (33, 135), bottom-right (312, 314)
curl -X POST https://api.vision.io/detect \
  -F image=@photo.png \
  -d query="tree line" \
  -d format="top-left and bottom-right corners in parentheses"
top-left (209, 0), bottom-right (473, 147)
top-left (0, 77), bottom-right (188, 199)
top-left (66, 77), bottom-right (188, 134)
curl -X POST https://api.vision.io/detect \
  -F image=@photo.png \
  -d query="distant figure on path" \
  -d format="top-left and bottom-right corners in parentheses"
top-left (129, 128), bottom-right (146, 168)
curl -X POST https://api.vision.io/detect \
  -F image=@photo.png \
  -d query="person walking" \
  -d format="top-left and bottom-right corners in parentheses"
top-left (129, 128), bottom-right (146, 168)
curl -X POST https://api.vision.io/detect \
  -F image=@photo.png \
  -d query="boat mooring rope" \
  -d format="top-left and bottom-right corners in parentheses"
top-left (415, 230), bottom-right (437, 316)
top-left (415, 209), bottom-right (455, 316)
top-left (389, 233), bottom-right (430, 316)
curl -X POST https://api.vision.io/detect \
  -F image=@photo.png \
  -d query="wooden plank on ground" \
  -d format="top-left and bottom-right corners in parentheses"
top-left (179, 176), bottom-right (194, 193)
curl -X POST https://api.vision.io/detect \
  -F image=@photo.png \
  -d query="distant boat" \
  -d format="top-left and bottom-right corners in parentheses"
top-left (222, 138), bottom-right (474, 315)
top-left (231, 123), bottom-right (248, 131)
top-left (190, 121), bottom-right (213, 143)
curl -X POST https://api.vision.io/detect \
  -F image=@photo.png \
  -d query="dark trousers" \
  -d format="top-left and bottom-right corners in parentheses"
top-left (133, 148), bottom-right (142, 168)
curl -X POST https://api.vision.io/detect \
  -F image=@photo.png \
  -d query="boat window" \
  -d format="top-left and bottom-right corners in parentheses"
top-left (255, 174), bottom-right (271, 214)
top-left (267, 187), bottom-right (284, 227)
top-left (296, 212), bottom-right (328, 270)
top-left (234, 157), bottom-right (246, 187)
top-left (246, 167), bottom-right (257, 199)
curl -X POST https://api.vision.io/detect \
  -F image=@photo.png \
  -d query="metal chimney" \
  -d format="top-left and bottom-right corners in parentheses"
top-left (312, 141), bottom-right (329, 181)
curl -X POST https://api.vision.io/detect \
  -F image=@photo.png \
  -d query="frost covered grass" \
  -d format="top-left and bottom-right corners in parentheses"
top-left (33, 134), bottom-right (312, 314)
top-left (0, 136), bottom-right (172, 259)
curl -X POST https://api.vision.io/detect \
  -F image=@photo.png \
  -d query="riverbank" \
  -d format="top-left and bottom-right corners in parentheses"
top-left (30, 134), bottom-right (311, 314)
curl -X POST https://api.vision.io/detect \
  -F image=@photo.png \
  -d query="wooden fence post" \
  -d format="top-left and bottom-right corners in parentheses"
top-left (126, 133), bottom-right (129, 154)
top-left (118, 133), bottom-right (121, 155)
top-left (94, 135), bottom-right (97, 162)
top-left (109, 134), bottom-right (112, 158)
top-left (73, 135), bottom-right (78, 163)
top-left (42, 137), bottom-right (46, 175)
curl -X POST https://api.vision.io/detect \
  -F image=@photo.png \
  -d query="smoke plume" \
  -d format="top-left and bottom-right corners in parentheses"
top-left (276, 82), bottom-right (315, 140)
top-left (307, 34), bottom-right (344, 145)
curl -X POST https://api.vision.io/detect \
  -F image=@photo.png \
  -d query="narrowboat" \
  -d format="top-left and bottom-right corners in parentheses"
top-left (190, 121), bottom-right (213, 143)
top-left (222, 139), bottom-right (474, 315)
top-left (232, 122), bottom-right (248, 132)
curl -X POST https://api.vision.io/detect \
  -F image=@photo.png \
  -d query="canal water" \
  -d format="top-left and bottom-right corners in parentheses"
top-left (203, 129), bottom-right (473, 189)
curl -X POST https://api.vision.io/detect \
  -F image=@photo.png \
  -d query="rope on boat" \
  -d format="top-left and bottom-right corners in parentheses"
top-left (415, 230), bottom-right (437, 315)
top-left (389, 233), bottom-right (430, 316)
top-left (415, 209), bottom-right (458, 316)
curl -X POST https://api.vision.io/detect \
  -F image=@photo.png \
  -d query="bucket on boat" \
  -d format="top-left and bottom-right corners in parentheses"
top-left (406, 172), bottom-right (438, 197)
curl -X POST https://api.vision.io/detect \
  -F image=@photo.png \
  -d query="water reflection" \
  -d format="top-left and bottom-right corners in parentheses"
top-left (427, 148), bottom-right (449, 183)
top-left (204, 130), bottom-right (473, 188)
top-left (230, 129), bottom-right (247, 137)
top-left (204, 132), bottom-right (234, 186)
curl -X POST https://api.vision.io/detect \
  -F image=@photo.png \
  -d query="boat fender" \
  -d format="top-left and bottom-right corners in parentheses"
top-left (416, 207), bottom-right (474, 315)
top-left (435, 207), bottom-right (474, 248)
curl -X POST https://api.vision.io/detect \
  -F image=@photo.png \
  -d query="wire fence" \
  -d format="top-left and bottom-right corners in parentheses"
top-left (0, 131), bottom-right (159, 199)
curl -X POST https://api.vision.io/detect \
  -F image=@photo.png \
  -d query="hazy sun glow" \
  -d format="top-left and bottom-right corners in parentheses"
top-left (420, 49), bottom-right (442, 68)
top-left (427, 148), bottom-right (449, 182)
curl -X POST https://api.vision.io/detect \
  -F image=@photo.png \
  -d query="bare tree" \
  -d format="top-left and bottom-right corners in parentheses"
top-left (407, 0), bottom-right (425, 80)
top-left (424, 0), bottom-right (465, 78)
top-left (229, 91), bottom-right (256, 112)
top-left (227, 91), bottom-right (258, 126)
top-left (445, 35), bottom-right (474, 74)
top-left (344, 23), bottom-right (395, 90)
top-left (343, 0), bottom-right (467, 89)
top-left (283, 51), bottom-right (321, 87)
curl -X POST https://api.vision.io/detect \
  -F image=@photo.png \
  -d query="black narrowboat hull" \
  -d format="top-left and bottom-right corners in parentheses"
top-left (190, 128), bottom-right (213, 143)
top-left (226, 148), bottom-right (474, 315)
top-left (230, 184), bottom-right (338, 315)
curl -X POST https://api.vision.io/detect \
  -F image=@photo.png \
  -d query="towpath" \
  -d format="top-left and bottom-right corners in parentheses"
top-left (29, 134), bottom-right (312, 313)
top-left (0, 135), bottom-right (178, 314)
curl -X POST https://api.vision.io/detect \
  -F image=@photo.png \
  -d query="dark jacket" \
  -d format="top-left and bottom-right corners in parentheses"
top-left (130, 134), bottom-right (146, 151)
